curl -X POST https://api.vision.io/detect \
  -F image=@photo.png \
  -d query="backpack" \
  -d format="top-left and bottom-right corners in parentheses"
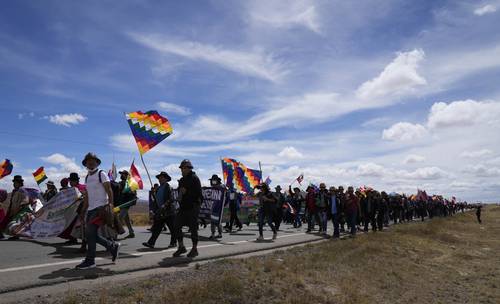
top-left (85, 170), bottom-right (105, 184)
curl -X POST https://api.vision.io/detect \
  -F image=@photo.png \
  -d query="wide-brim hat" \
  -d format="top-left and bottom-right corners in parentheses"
top-left (68, 172), bottom-right (80, 181)
top-left (82, 152), bottom-right (101, 167)
top-left (275, 185), bottom-right (282, 190)
top-left (46, 181), bottom-right (55, 187)
top-left (155, 171), bottom-right (171, 182)
top-left (209, 174), bottom-right (221, 182)
top-left (12, 175), bottom-right (24, 183)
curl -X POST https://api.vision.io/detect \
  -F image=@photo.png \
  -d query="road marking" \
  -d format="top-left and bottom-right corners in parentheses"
top-left (0, 232), bottom-right (310, 273)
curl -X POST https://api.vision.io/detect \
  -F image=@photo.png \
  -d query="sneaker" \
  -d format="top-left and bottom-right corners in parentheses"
top-left (7, 236), bottom-right (19, 241)
top-left (272, 232), bottom-right (277, 240)
top-left (256, 236), bottom-right (264, 241)
top-left (237, 226), bottom-right (242, 231)
top-left (209, 235), bottom-right (216, 240)
top-left (187, 248), bottom-right (198, 258)
top-left (125, 233), bottom-right (135, 239)
top-left (167, 243), bottom-right (177, 248)
top-left (64, 238), bottom-right (78, 245)
top-left (75, 260), bottom-right (96, 270)
top-left (142, 242), bottom-right (154, 249)
top-left (216, 234), bottom-right (222, 239)
top-left (172, 246), bottom-right (187, 257)
top-left (111, 242), bottom-right (121, 262)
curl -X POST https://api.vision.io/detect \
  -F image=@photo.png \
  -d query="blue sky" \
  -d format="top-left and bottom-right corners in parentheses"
top-left (1, 0), bottom-right (500, 202)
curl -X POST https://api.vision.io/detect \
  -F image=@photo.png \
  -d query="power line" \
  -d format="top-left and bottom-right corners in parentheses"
top-left (0, 130), bottom-right (108, 148)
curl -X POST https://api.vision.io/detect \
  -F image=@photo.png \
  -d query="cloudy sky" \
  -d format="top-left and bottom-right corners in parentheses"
top-left (1, 1), bottom-right (499, 202)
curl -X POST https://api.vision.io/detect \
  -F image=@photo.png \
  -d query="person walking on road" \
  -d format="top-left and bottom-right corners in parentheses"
top-left (172, 159), bottom-right (203, 258)
top-left (75, 153), bottom-right (120, 269)
top-left (143, 171), bottom-right (177, 249)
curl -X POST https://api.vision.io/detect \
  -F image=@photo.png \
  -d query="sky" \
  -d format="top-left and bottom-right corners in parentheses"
top-left (1, 0), bottom-right (500, 202)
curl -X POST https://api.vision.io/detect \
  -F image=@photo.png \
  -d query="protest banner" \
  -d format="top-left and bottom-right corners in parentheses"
top-left (20, 188), bottom-right (80, 238)
top-left (200, 187), bottom-right (226, 224)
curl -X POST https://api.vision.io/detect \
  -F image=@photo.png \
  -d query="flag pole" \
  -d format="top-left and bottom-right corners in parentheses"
top-left (220, 157), bottom-right (227, 186)
top-left (140, 153), bottom-right (154, 188)
top-left (258, 161), bottom-right (263, 183)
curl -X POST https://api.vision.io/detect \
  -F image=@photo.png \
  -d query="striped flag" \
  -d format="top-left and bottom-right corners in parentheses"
top-left (264, 176), bottom-right (272, 185)
top-left (0, 159), bottom-right (13, 180)
top-left (32, 167), bottom-right (48, 185)
top-left (126, 161), bottom-right (143, 192)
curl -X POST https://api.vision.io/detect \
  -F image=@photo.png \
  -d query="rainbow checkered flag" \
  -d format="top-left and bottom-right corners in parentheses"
top-left (0, 159), bottom-right (13, 180)
top-left (221, 158), bottom-right (261, 194)
top-left (126, 111), bottom-right (173, 155)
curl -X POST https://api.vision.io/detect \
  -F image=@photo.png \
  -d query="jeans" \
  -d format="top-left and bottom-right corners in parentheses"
top-left (85, 208), bottom-right (113, 262)
top-left (258, 207), bottom-right (276, 237)
top-left (119, 208), bottom-right (134, 234)
top-left (228, 206), bottom-right (242, 231)
top-left (318, 208), bottom-right (328, 233)
top-left (331, 213), bottom-right (340, 237)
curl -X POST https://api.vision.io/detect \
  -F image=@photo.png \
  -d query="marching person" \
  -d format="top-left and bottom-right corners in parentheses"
top-left (476, 205), bottom-right (482, 224)
top-left (60, 178), bottom-right (69, 191)
top-left (328, 186), bottom-right (341, 238)
top-left (43, 181), bottom-right (58, 202)
top-left (273, 185), bottom-right (285, 231)
top-left (116, 170), bottom-right (137, 239)
top-left (0, 175), bottom-right (29, 240)
top-left (172, 159), bottom-right (203, 258)
top-left (209, 174), bottom-right (225, 240)
top-left (227, 188), bottom-right (243, 233)
top-left (143, 171), bottom-right (177, 249)
top-left (289, 186), bottom-right (304, 228)
top-left (316, 183), bottom-right (329, 236)
top-left (256, 183), bottom-right (278, 241)
top-left (345, 186), bottom-right (360, 237)
top-left (75, 153), bottom-right (120, 269)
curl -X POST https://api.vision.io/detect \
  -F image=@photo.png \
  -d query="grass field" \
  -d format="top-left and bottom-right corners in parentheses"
top-left (62, 206), bottom-right (500, 304)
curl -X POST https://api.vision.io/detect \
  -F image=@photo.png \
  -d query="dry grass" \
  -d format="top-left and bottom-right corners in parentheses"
top-left (61, 206), bottom-right (500, 304)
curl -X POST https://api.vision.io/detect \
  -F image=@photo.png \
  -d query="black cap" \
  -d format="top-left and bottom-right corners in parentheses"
top-left (69, 172), bottom-right (80, 181)
top-left (179, 159), bottom-right (193, 169)
top-left (12, 175), bottom-right (24, 183)
top-left (119, 170), bottom-right (129, 176)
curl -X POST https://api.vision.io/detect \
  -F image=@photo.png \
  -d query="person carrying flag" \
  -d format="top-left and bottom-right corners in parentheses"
top-left (116, 170), bottom-right (137, 239)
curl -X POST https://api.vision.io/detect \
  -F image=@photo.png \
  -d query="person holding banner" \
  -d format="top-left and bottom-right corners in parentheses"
top-left (143, 171), bottom-right (177, 249)
top-left (208, 174), bottom-right (225, 240)
top-left (75, 153), bottom-right (120, 270)
top-left (173, 159), bottom-right (202, 258)
top-left (0, 175), bottom-right (29, 240)
top-left (256, 183), bottom-right (278, 241)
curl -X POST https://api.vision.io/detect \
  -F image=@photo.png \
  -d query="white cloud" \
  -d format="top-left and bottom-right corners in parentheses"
top-left (277, 146), bottom-right (304, 159)
top-left (395, 167), bottom-right (448, 180)
top-left (463, 164), bottom-right (500, 177)
top-left (356, 49), bottom-right (426, 100)
top-left (40, 153), bottom-right (82, 173)
top-left (45, 113), bottom-right (87, 127)
top-left (356, 163), bottom-right (385, 177)
top-left (427, 100), bottom-right (500, 129)
top-left (156, 101), bottom-right (191, 116)
top-left (404, 154), bottom-right (426, 164)
top-left (382, 122), bottom-right (427, 141)
top-left (474, 4), bottom-right (497, 16)
top-left (248, 1), bottom-right (321, 33)
top-left (129, 33), bottom-right (288, 82)
top-left (460, 149), bottom-right (494, 158)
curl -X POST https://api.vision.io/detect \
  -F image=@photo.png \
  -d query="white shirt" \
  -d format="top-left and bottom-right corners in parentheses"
top-left (85, 170), bottom-right (110, 211)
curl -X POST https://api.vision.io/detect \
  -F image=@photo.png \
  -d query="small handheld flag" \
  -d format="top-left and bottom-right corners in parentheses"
top-left (296, 174), bottom-right (304, 185)
top-left (126, 161), bottom-right (143, 192)
top-left (0, 159), bottom-right (13, 180)
top-left (32, 167), bottom-right (47, 185)
top-left (264, 176), bottom-right (272, 185)
top-left (108, 162), bottom-right (117, 181)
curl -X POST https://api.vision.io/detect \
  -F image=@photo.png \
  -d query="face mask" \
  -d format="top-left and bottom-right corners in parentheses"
top-left (211, 181), bottom-right (217, 186)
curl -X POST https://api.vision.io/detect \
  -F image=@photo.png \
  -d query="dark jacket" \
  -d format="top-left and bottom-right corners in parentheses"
top-left (178, 171), bottom-right (203, 210)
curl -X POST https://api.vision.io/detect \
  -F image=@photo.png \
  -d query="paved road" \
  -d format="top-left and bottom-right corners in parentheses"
top-left (0, 223), bottom-right (332, 294)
